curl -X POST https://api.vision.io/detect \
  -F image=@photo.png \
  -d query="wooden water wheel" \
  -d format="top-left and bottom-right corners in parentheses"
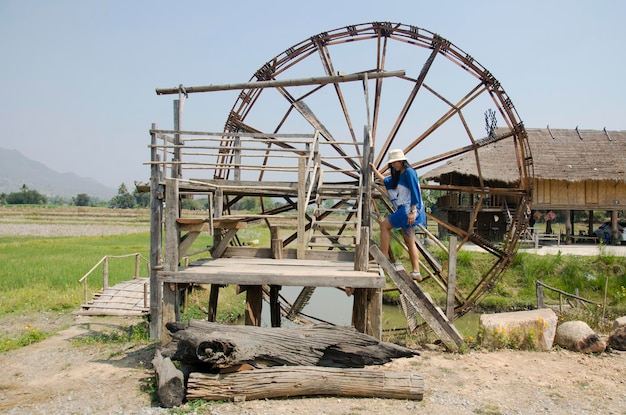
top-left (215, 22), bottom-right (533, 320)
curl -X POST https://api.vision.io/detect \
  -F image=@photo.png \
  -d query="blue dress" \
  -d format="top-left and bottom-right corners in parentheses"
top-left (384, 167), bottom-right (426, 233)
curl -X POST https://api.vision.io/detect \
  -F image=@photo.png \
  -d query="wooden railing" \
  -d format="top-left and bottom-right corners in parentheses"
top-left (78, 253), bottom-right (150, 306)
top-left (535, 280), bottom-right (599, 311)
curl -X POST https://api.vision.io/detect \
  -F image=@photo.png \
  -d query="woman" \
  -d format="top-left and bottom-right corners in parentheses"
top-left (370, 149), bottom-right (426, 278)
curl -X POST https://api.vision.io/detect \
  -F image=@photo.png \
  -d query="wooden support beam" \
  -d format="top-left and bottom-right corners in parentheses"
top-left (297, 157), bottom-right (306, 259)
top-left (178, 230), bottom-right (201, 259)
top-left (162, 178), bottom-right (180, 344)
top-left (211, 228), bottom-right (238, 259)
top-left (149, 123), bottom-right (163, 340)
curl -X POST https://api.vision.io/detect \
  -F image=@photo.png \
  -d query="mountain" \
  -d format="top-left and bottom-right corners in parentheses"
top-left (0, 148), bottom-right (117, 200)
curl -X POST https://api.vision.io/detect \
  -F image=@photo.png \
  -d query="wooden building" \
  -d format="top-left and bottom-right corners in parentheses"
top-left (424, 128), bottom-right (626, 243)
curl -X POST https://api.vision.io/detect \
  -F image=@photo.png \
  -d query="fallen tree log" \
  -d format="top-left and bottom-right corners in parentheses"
top-left (166, 320), bottom-right (418, 369)
top-left (151, 350), bottom-right (185, 408)
top-left (187, 366), bottom-right (423, 401)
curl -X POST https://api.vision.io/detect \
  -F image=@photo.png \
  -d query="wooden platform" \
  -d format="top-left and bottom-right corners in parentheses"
top-left (76, 278), bottom-right (150, 316)
top-left (158, 258), bottom-right (384, 288)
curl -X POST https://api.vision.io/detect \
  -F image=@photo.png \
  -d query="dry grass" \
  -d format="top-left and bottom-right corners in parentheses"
top-left (0, 206), bottom-right (149, 236)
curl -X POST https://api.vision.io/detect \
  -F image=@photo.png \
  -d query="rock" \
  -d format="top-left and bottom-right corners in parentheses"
top-left (479, 308), bottom-right (557, 350)
top-left (612, 316), bottom-right (626, 330)
top-left (554, 321), bottom-right (606, 353)
top-left (608, 325), bottom-right (626, 351)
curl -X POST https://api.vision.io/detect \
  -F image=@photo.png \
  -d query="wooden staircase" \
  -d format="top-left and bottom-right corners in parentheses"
top-left (369, 244), bottom-right (464, 351)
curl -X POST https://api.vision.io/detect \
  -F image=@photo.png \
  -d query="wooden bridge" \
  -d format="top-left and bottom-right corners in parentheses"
top-left (76, 253), bottom-right (150, 317)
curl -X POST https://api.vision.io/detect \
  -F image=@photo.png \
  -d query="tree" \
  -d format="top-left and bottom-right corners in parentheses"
top-left (109, 183), bottom-right (136, 209)
top-left (73, 193), bottom-right (90, 206)
top-left (6, 185), bottom-right (47, 205)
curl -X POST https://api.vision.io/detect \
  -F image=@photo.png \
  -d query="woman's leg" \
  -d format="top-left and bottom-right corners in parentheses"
top-left (401, 228), bottom-right (420, 274)
top-left (380, 218), bottom-right (393, 257)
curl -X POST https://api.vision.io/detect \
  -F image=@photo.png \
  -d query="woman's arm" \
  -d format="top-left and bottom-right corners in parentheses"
top-left (369, 163), bottom-right (385, 182)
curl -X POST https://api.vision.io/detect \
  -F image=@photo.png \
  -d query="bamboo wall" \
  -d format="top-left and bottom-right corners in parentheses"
top-left (533, 179), bottom-right (626, 211)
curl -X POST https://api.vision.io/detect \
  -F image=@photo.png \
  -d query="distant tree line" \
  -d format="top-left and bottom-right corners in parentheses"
top-left (0, 183), bottom-right (151, 209)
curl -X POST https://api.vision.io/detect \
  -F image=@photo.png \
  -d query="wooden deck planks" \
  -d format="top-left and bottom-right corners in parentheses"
top-left (158, 257), bottom-right (384, 288)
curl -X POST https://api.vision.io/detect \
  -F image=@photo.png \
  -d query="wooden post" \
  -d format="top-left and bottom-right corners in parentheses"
top-left (149, 123), bottom-right (164, 340)
top-left (353, 126), bottom-right (381, 338)
top-left (173, 100), bottom-right (182, 179)
top-left (446, 235), bottom-right (457, 320)
top-left (242, 285), bottom-right (263, 326)
top-left (269, 226), bottom-right (282, 328)
top-left (536, 281), bottom-right (545, 309)
top-left (352, 289), bottom-right (367, 333)
top-left (270, 226), bottom-right (283, 259)
top-left (134, 253), bottom-right (140, 279)
top-left (103, 257), bottom-right (109, 290)
top-left (565, 209), bottom-right (572, 241)
top-left (611, 210), bottom-right (619, 245)
top-left (366, 284), bottom-right (382, 340)
top-left (355, 126), bottom-right (372, 272)
top-left (270, 285), bottom-right (282, 327)
top-left (234, 135), bottom-right (241, 181)
top-left (297, 157), bottom-right (306, 259)
top-left (162, 178), bottom-right (180, 344)
top-left (207, 285), bottom-right (219, 322)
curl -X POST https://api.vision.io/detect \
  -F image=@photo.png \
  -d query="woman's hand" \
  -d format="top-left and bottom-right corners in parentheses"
top-left (408, 211), bottom-right (416, 225)
top-left (370, 162), bottom-right (385, 182)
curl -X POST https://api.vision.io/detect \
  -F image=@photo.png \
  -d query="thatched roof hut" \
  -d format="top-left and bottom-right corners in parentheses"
top-left (424, 128), bottom-right (626, 212)
top-left (424, 128), bottom-right (626, 184)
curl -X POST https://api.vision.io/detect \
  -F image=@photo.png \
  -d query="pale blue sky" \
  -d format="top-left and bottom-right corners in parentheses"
top-left (1, 0), bottom-right (624, 189)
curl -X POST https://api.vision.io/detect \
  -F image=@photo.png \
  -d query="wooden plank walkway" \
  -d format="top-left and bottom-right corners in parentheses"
top-left (76, 278), bottom-right (150, 316)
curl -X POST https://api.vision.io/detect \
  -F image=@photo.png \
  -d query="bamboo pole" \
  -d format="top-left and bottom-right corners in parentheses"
top-left (156, 70), bottom-right (405, 95)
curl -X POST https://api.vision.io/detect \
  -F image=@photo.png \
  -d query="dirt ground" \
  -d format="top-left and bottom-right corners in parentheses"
top-left (0, 314), bottom-right (624, 415)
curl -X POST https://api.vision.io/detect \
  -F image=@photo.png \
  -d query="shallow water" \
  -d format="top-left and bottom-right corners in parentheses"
top-left (256, 286), bottom-right (479, 337)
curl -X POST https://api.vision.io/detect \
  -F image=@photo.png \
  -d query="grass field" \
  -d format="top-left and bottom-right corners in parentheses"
top-left (1, 205), bottom-right (625, 351)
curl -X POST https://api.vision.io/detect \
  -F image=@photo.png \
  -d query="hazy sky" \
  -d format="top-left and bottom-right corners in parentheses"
top-left (1, 1), bottom-right (624, 189)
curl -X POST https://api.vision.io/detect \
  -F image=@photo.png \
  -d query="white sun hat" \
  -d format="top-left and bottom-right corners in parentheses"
top-left (387, 149), bottom-right (408, 164)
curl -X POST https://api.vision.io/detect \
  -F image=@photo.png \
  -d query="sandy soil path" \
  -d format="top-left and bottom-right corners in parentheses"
top-left (0, 315), bottom-right (624, 415)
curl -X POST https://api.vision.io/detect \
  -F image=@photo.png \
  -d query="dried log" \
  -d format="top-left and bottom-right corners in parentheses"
top-left (151, 350), bottom-right (185, 408)
top-left (166, 320), bottom-right (418, 369)
top-left (187, 366), bottom-right (423, 401)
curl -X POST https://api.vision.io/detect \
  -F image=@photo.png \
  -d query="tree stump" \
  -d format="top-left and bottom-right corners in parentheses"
top-left (165, 320), bottom-right (418, 370)
top-left (151, 350), bottom-right (185, 408)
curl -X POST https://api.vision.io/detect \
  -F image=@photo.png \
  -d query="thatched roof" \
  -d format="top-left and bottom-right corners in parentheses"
top-left (423, 128), bottom-right (626, 183)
